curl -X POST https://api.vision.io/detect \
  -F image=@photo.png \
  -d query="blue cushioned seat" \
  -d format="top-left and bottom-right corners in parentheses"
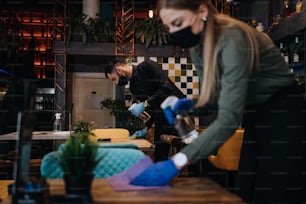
top-left (41, 147), bottom-right (145, 179)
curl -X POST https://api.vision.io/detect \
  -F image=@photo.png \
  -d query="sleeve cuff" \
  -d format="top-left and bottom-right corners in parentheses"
top-left (172, 152), bottom-right (188, 169)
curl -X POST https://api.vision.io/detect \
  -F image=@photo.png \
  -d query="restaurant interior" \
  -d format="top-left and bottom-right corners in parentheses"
top-left (0, 0), bottom-right (305, 203)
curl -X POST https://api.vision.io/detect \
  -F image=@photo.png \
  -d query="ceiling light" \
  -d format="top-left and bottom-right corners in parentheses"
top-left (148, 9), bottom-right (154, 18)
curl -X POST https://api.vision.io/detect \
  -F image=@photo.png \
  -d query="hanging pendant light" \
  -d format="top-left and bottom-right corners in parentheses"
top-left (148, 0), bottom-right (154, 18)
top-left (148, 9), bottom-right (154, 18)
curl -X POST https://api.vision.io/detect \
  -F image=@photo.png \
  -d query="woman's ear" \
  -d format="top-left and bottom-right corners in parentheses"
top-left (198, 4), bottom-right (208, 20)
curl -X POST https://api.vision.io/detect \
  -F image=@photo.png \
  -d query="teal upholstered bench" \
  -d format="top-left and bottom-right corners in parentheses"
top-left (41, 147), bottom-right (145, 179)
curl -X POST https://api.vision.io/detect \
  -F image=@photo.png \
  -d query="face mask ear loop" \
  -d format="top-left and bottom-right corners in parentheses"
top-left (199, 16), bottom-right (207, 43)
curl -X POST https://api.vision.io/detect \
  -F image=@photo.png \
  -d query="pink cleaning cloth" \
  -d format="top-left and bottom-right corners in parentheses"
top-left (107, 156), bottom-right (169, 191)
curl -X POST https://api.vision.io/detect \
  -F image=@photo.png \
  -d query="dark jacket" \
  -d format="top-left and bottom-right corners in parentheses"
top-left (129, 60), bottom-right (185, 133)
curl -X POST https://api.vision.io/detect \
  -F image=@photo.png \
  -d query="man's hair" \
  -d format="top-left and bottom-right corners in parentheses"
top-left (104, 62), bottom-right (114, 79)
top-left (104, 60), bottom-right (126, 79)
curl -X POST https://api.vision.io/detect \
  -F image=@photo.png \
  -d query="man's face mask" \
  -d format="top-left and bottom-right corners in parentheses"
top-left (169, 16), bottom-right (202, 48)
top-left (117, 76), bottom-right (128, 86)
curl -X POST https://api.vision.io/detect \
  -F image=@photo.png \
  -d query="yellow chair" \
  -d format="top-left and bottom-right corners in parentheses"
top-left (90, 128), bottom-right (130, 141)
top-left (160, 129), bottom-right (244, 177)
top-left (0, 180), bottom-right (14, 201)
top-left (208, 129), bottom-right (244, 171)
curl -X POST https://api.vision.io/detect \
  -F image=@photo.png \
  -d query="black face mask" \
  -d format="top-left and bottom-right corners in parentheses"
top-left (170, 26), bottom-right (201, 48)
top-left (117, 76), bottom-right (128, 86)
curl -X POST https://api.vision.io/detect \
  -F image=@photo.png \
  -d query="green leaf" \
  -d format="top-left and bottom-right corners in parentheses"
top-left (134, 18), bottom-right (169, 48)
top-left (100, 98), bottom-right (144, 133)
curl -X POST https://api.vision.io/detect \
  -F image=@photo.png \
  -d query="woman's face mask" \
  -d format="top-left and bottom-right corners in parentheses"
top-left (170, 26), bottom-right (201, 48)
top-left (160, 9), bottom-right (205, 49)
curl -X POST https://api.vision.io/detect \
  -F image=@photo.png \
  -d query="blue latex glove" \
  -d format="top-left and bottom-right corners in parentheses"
top-left (172, 98), bottom-right (193, 113)
top-left (130, 159), bottom-right (179, 186)
top-left (162, 98), bottom-right (193, 125)
top-left (163, 107), bottom-right (175, 125)
top-left (129, 128), bottom-right (147, 139)
top-left (128, 103), bottom-right (145, 117)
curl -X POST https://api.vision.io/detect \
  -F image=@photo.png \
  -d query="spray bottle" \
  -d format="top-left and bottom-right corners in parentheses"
top-left (53, 113), bottom-right (62, 131)
top-left (161, 96), bottom-right (198, 144)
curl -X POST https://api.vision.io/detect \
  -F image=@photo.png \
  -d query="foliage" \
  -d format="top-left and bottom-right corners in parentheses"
top-left (133, 17), bottom-right (170, 48)
top-left (100, 98), bottom-right (144, 133)
top-left (295, 75), bottom-right (305, 86)
top-left (86, 16), bottom-right (115, 42)
top-left (66, 14), bottom-right (169, 48)
top-left (0, 12), bottom-right (20, 63)
top-left (66, 13), bottom-right (115, 45)
top-left (59, 136), bottom-right (101, 176)
top-left (72, 118), bottom-right (96, 143)
top-left (59, 118), bottom-right (101, 176)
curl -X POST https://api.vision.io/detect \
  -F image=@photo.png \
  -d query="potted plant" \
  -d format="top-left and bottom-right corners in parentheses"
top-left (100, 98), bottom-right (144, 134)
top-left (0, 12), bottom-right (20, 64)
top-left (59, 119), bottom-right (101, 196)
top-left (133, 17), bottom-right (170, 48)
top-left (72, 118), bottom-right (96, 143)
top-left (66, 13), bottom-right (115, 45)
top-left (86, 16), bottom-right (115, 42)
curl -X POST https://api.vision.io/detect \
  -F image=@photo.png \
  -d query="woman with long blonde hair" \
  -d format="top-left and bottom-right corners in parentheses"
top-left (130, 1), bottom-right (306, 203)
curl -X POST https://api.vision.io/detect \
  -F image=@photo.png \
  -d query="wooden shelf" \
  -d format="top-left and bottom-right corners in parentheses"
top-left (53, 40), bottom-right (186, 58)
top-left (269, 10), bottom-right (306, 41)
top-left (268, 9), bottom-right (306, 97)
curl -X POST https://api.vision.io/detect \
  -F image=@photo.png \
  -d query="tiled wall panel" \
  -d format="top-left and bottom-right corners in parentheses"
top-left (131, 56), bottom-right (199, 100)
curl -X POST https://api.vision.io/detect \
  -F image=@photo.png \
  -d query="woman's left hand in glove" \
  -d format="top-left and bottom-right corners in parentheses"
top-left (129, 159), bottom-right (179, 186)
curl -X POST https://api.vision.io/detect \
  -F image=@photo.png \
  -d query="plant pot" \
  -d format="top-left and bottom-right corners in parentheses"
top-left (64, 173), bottom-right (93, 195)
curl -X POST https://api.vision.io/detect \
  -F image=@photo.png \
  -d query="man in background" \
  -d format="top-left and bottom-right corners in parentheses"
top-left (105, 59), bottom-right (185, 161)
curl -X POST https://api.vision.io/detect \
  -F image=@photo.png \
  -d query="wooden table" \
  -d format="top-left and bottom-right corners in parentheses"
top-left (0, 177), bottom-right (245, 204)
top-left (0, 131), bottom-right (155, 153)
top-left (0, 131), bottom-right (71, 140)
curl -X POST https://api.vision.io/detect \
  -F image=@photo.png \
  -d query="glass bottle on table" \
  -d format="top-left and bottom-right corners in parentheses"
top-left (296, 0), bottom-right (303, 13)
top-left (53, 113), bottom-right (63, 132)
top-left (299, 38), bottom-right (304, 61)
top-left (292, 36), bottom-right (301, 63)
top-left (250, 18), bottom-right (257, 28)
top-left (283, 0), bottom-right (290, 18)
top-left (279, 42), bottom-right (290, 64)
top-left (256, 22), bottom-right (264, 32)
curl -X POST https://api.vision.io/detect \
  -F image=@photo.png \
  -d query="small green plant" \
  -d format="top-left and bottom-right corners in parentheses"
top-left (100, 98), bottom-right (144, 133)
top-left (59, 136), bottom-right (101, 176)
top-left (59, 118), bottom-right (101, 177)
top-left (72, 118), bottom-right (96, 143)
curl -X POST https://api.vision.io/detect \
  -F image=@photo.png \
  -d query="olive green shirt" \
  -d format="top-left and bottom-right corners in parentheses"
top-left (181, 28), bottom-right (296, 163)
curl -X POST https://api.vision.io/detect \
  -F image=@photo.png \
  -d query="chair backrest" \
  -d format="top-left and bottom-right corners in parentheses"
top-left (41, 147), bottom-right (145, 179)
top-left (208, 129), bottom-right (244, 171)
top-left (90, 128), bottom-right (130, 141)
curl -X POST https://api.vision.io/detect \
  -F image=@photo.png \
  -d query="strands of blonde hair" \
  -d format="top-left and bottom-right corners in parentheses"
top-left (196, 11), bottom-right (260, 107)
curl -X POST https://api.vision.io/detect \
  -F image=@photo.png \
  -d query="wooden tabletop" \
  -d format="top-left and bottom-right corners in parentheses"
top-left (0, 131), bottom-right (154, 152)
top-left (1, 177), bottom-right (245, 204)
top-left (97, 138), bottom-right (155, 152)
top-left (0, 131), bottom-right (71, 140)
